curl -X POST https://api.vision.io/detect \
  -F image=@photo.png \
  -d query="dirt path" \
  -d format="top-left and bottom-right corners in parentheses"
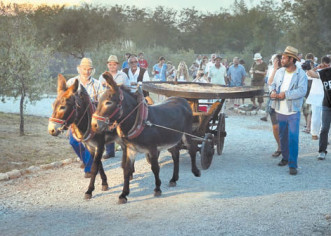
top-left (1, 114), bottom-right (331, 236)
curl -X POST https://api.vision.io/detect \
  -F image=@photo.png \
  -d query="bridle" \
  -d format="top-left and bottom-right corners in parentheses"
top-left (92, 88), bottom-right (124, 125)
top-left (49, 105), bottom-right (76, 131)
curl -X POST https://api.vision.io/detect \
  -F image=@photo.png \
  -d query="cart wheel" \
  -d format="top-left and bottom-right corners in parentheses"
top-left (201, 133), bottom-right (215, 170)
top-left (216, 113), bottom-right (226, 155)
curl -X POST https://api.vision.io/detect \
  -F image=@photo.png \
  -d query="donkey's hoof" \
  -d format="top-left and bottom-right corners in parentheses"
top-left (154, 190), bottom-right (162, 197)
top-left (193, 169), bottom-right (201, 177)
top-left (84, 193), bottom-right (92, 200)
top-left (169, 181), bottom-right (176, 187)
top-left (102, 184), bottom-right (109, 191)
top-left (118, 197), bottom-right (127, 204)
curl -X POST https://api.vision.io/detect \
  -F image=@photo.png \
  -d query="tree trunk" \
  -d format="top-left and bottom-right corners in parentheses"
top-left (19, 91), bottom-right (25, 136)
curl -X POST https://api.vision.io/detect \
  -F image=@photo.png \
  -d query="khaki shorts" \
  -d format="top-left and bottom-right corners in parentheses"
top-left (302, 97), bottom-right (312, 116)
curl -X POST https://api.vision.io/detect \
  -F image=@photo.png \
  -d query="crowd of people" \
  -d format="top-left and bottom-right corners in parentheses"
top-left (66, 48), bottom-right (330, 177)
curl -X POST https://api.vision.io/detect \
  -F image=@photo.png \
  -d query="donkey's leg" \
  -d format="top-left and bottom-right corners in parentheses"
top-left (98, 162), bottom-right (109, 191)
top-left (85, 144), bottom-right (105, 199)
top-left (150, 148), bottom-right (162, 196)
top-left (121, 145), bottom-right (133, 180)
top-left (118, 146), bottom-right (135, 204)
top-left (168, 145), bottom-right (180, 187)
top-left (183, 134), bottom-right (201, 177)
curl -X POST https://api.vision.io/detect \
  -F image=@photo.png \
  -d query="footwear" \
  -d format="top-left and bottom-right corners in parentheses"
top-left (272, 150), bottom-right (282, 157)
top-left (260, 117), bottom-right (267, 122)
top-left (103, 153), bottom-right (115, 159)
top-left (302, 128), bottom-right (310, 133)
top-left (289, 167), bottom-right (297, 175)
top-left (84, 172), bottom-right (92, 178)
top-left (317, 152), bottom-right (326, 160)
top-left (80, 162), bottom-right (85, 169)
top-left (312, 135), bottom-right (318, 140)
top-left (278, 159), bottom-right (288, 166)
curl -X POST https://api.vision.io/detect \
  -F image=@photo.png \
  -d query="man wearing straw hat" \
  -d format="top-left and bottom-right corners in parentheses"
top-left (67, 57), bottom-right (104, 178)
top-left (270, 46), bottom-right (308, 175)
top-left (99, 54), bottom-right (129, 159)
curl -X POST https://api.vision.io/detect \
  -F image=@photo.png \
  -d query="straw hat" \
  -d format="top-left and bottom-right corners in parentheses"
top-left (79, 58), bottom-right (93, 68)
top-left (253, 53), bottom-right (262, 60)
top-left (283, 46), bottom-right (300, 61)
top-left (107, 55), bottom-right (119, 63)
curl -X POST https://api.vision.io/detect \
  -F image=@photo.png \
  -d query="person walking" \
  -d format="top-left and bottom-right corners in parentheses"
top-left (152, 56), bottom-right (167, 81)
top-left (270, 46), bottom-right (308, 175)
top-left (138, 52), bottom-right (148, 69)
top-left (67, 58), bottom-right (104, 178)
top-left (266, 54), bottom-right (282, 157)
top-left (227, 57), bottom-right (246, 107)
top-left (307, 56), bottom-right (331, 160)
top-left (208, 55), bottom-right (227, 85)
top-left (250, 53), bottom-right (268, 110)
top-left (99, 55), bottom-right (130, 159)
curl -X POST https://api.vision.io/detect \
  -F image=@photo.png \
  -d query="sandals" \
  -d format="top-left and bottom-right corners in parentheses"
top-left (272, 150), bottom-right (282, 157)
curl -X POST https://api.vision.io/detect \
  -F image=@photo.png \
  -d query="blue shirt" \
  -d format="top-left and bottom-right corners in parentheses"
top-left (122, 61), bottom-right (129, 70)
top-left (270, 67), bottom-right (308, 113)
top-left (227, 64), bottom-right (246, 87)
top-left (153, 63), bottom-right (167, 81)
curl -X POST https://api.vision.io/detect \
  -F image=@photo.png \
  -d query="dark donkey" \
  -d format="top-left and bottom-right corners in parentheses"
top-left (48, 74), bottom-right (121, 199)
top-left (91, 72), bottom-right (201, 204)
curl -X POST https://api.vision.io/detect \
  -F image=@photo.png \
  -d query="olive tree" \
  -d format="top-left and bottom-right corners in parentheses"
top-left (0, 10), bottom-right (52, 135)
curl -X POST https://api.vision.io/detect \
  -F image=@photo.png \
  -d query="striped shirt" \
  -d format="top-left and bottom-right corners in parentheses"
top-left (67, 76), bottom-right (104, 103)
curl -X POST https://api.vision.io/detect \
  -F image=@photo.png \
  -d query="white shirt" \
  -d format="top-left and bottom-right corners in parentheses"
top-left (98, 71), bottom-right (130, 87)
top-left (205, 61), bottom-right (215, 74)
top-left (127, 67), bottom-right (150, 84)
top-left (277, 70), bottom-right (297, 115)
top-left (306, 72), bottom-right (324, 106)
top-left (209, 64), bottom-right (227, 85)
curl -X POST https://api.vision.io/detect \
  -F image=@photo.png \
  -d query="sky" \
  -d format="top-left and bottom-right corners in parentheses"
top-left (2, 0), bottom-right (264, 12)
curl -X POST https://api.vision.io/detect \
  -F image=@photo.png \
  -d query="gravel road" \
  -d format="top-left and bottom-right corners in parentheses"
top-left (1, 114), bottom-right (331, 236)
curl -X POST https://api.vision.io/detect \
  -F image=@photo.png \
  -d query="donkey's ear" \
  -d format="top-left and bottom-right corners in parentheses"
top-left (103, 71), bottom-right (118, 90)
top-left (67, 79), bottom-right (79, 95)
top-left (57, 74), bottom-right (67, 93)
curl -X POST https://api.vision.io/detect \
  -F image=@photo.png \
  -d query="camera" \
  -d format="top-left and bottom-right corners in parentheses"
top-left (301, 60), bottom-right (312, 71)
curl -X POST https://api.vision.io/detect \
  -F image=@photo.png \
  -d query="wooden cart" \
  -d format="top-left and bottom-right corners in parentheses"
top-left (142, 81), bottom-right (264, 169)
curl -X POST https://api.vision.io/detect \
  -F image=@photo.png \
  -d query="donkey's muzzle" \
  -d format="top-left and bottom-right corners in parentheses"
top-left (48, 122), bottom-right (61, 136)
top-left (91, 116), bottom-right (107, 133)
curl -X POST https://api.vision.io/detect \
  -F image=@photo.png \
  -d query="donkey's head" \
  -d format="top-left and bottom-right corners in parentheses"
top-left (92, 72), bottom-right (123, 133)
top-left (48, 74), bottom-right (79, 136)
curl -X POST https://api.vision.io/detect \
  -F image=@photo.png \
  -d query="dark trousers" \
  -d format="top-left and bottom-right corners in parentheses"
top-left (319, 106), bottom-right (331, 154)
top-left (106, 143), bottom-right (115, 156)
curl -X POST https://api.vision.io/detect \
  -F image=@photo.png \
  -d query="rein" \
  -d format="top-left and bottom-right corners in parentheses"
top-left (93, 88), bottom-right (147, 139)
top-left (49, 93), bottom-right (96, 142)
top-left (49, 107), bottom-right (76, 129)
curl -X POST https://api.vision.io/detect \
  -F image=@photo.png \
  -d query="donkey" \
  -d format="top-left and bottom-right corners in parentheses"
top-left (48, 74), bottom-right (122, 199)
top-left (91, 72), bottom-right (201, 204)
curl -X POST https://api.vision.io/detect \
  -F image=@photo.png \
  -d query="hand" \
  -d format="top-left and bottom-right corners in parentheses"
top-left (278, 92), bottom-right (285, 99)
top-left (270, 91), bottom-right (277, 99)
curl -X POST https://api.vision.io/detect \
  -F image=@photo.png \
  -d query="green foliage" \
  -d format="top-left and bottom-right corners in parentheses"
top-left (0, 8), bottom-right (52, 134)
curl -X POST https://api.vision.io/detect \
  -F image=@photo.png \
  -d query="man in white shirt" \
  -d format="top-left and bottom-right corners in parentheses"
top-left (123, 55), bottom-right (153, 104)
top-left (208, 55), bottom-right (227, 85)
top-left (205, 54), bottom-right (216, 75)
top-left (123, 55), bottom-right (150, 85)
